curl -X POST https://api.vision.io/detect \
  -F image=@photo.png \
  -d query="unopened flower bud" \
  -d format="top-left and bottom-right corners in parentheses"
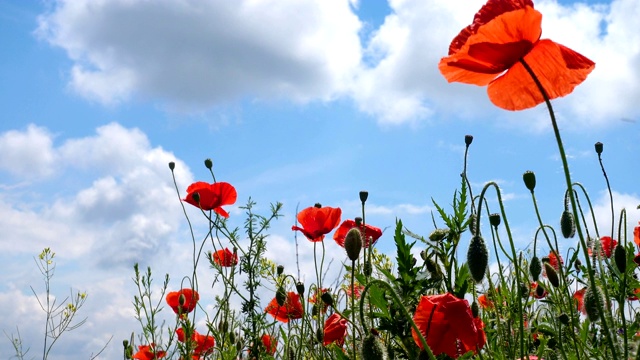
top-left (361, 333), bottom-right (387, 360)
top-left (204, 158), bottom-right (213, 169)
top-left (168, 162), bottom-right (175, 170)
top-left (523, 171), bottom-right (536, 192)
top-left (465, 134), bottom-right (474, 146)
top-left (359, 191), bottom-right (369, 203)
top-left (320, 292), bottom-right (334, 307)
top-left (468, 213), bottom-right (477, 235)
top-left (277, 265), bottom-right (285, 276)
top-left (560, 211), bottom-right (576, 238)
top-left (614, 244), bottom-right (627, 273)
top-left (428, 228), bottom-right (449, 242)
top-left (594, 142), bottom-right (603, 155)
top-left (544, 263), bottom-right (559, 288)
top-left (467, 235), bottom-right (488, 283)
top-left (489, 213), bottom-right (501, 227)
top-left (296, 282), bottom-right (305, 296)
top-left (530, 256), bottom-right (542, 281)
top-left (584, 286), bottom-right (602, 322)
top-left (558, 313), bottom-right (570, 326)
top-left (229, 331), bottom-right (235, 343)
top-left (574, 258), bottom-right (582, 272)
top-left (276, 287), bottom-right (287, 307)
top-left (344, 228), bottom-right (363, 261)
top-left (471, 301), bottom-right (479, 318)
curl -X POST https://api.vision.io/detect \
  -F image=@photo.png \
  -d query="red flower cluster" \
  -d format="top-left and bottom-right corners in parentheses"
top-left (176, 328), bottom-right (215, 359)
top-left (211, 248), bottom-right (238, 267)
top-left (166, 288), bottom-right (199, 316)
top-left (439, 0), bottom-right (594, 111)
top-left (132, 344), bottom-right (166, 360)
top-left (265, 291), bottom-right (304, 323)
top-left (323, 313), bottom-right (348, 347)
top-left (333, 219), bottom-right (383, 248)
top-left (412, 293), bottom-right (486, 358)
top-left (183, 181), bottom-right (237, 218)
top-left (530, 282), bottom-right (548, 299)
top-left (291, 205), bottom-right (341, 242)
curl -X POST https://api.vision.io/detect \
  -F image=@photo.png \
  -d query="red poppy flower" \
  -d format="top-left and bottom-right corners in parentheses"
top-left (291, 205), bottom-right (342, 242)
top-left (323, 313), bottom-right (348, 347)
top-left (183, 181), bottom-right (237, 218)
top-left (309, 288), bottom-right (330, 314)
top-left (166, 288), bottom-right (199, 316)
top-left (261, 334), bottom-right (277, 356)
top-left (477, 293), bottom-right (493, 309)
top-left (176, 328), bottom-right (215, 358)
top-left (333, 219), bottom-right (383, 248)
top-left (599, 236), bottom-right (618, 258)
top-left (211, 248), bottom-right (238, 267)
top-left (634, 223), bottom-right (640, 247)
top-left (573, 287), bottom-right (587, 314)
top-left (265, 291), bottom-right (304, 323)
top-left (412, 293), bottom-right (485, 358)
top-left (439, 0), bottom-right (594, 111)
top-left (547, 251), bottom-right (563, 270)
top-left (132, 344), bottom-right (166, 360)
top-left (345, 284), bottom-right (365, 299)
top-left (628, 288), bottom-right (640, 301)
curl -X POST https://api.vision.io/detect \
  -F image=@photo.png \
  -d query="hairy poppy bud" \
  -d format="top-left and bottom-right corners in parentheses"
top-left (276, 287), bottom-right (287, 307)
top-left (204, 158), bottom-right (213, 169)
top-left (316, 328), bottom-right (323, 343)
top-left (467, 235), bottom-right (488, 283)
top-left (465, 134), bottom-right (474, 146)
top-left (296, 282), bottom-right (305, 296)
top-left (359, 191), bottom-right (369, 203)
top-left (489, 213), bottom-right (501, 227)
top-left (614, 244), bottom-right (627, 273)
top-left (594, 142), bottom-right (603, 155)
top-left (523, 171), bottom-right (536, 192)
top-left (229, 331), bottom-right (235, 344)
top-left (344, 228), bottom-right (363, 261)
top-left (560, 211), bottom-right (576, 238)
top-left (361, 333), bottom-right (387, 360)
top-left (428, 228), bottom-right (449, 242)
top-left (468, 213), bottom-right (477, 236)
top-left (544, 263), bottom-right (559, 288)
top-left (471, 301), bottom-right (479, 318)
top-left (277, 265), bottom-right (285, 276)
top-left (236, 340), bottom-right (243, 352)
top-left (320, 292), bottom-right (334, 307)
top-left (584, 286), bottom-right (602, 322)
top-left (558, 313), bottom-right (569, 326)
top-left (530, 256), bottom-right (542, 281)
top-left (168, 161), bottom-right (175, 170)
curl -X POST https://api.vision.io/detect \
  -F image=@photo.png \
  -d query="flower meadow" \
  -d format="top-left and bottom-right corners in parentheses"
top-left (8, 0), bottom-right (640, 359)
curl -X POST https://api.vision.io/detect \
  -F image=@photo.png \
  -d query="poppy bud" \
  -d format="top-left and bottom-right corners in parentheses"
top-left (560, 211), bottom-right (576, 238)
top-left (574, 258), bottom-right (583, 272)
top-left (471, 301), bottom-right (479, 318)
top-left (520, 283), bottom-right (530, 298)
top-left (465, 134), bottom-right (474, 146)
top-left (489, 213), bottom-right (501, 227)
top-left (428, 228), bottom-right (449, 242)
top-left (411, 257), bottom-right (417, 267)
top-left (523, 171), bottom-right (536, 192)
top-left (277, 265), bottom-right (285, 276)
top-left (359, 191), bottom-right (369, 203)
top-left (344, 228), bottom-right (362, 261)
top-left (361, 333), bottom-right (387, 360)
top-left (320, 292), bottom-right (334, 307)
top-left (424, 256), bottom-right (438, 273)
top-left (229, 331), bottom-right (235, 343)
top-left (467, 235), bottom-right (488, 283)
top-left (614, 244), bottom-right (626, 273)
top-left (316, 328), bottom-right (323, 343)
top-left (296, 282), bottom-right (305, 296)
top-left (530, 256), bottom-right (542, 281)
top-left (276, 287), bottom-right (287, 307)
top-left (558, 313), bottom-right (570, 326)
top-left (468, 213), bottom-right (477, 236)
top-left (584, 286), bottom-right (602, 322)
top-left (544, 263), bottom-right (559, 288)
top-left (420, 250), bottom-right (427, 261)
top-left (594, 142), bottom-right (603, 155)
top-left (168, 161), bottom-right (175, 170)
top-left (204, 158), bottom-right (213, 169)
top-left (236, 340), bottom-right (243, 352)
top-left (363, 261), bottom-right (372, 276)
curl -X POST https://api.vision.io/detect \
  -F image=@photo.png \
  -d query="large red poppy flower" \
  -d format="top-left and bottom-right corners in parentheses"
top-left (412, 293), bottom-right (485, 358)
top-left (176, 328), bottom-right (215, 358)
top-left (132, 344), bottom-right (166, 360)
top-left (261, 334), bottom-right (277, 356)
top-left (265, 291), bottom-right (304, 323)
top-left (323, 313), bottom-right (348, 347)
top-left (439, 0), bottom-right (595, 111)
top-left (599, 236), bottom-right (617, 258)
top-left (333, 219), bottom-right (383, 248)
top-left (211, 248), bottom-right (238, 267)
top-left (291, 205), bottom-right (342, 242)
top-left (183, 181), bottom-right (237, 218)
top-left (166, 288), bottom-right (199, 316)
top-left (477, 293), bottom-right (493, 309)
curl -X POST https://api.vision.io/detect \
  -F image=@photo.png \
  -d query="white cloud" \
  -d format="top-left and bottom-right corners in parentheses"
top-left (0, 124), bottom-right (57, 178)
top-left (587, 190), bottom-right (640, 240)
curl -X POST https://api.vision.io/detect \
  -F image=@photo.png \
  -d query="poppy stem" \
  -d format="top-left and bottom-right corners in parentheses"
top-left (519, 59), bottom-right (619, 359)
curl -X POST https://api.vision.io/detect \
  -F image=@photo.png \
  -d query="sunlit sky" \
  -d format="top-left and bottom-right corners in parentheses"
top-left (1, 0), bottom-right (639, 358)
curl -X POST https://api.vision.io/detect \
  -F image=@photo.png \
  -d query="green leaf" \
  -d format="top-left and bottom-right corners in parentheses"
top-left (368, 284), bottom-right (390, 318)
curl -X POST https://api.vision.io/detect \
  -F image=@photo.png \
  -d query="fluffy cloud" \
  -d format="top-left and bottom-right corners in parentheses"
top-left (36, 0), bottom-right (362, 107)
top-left (0, 124), bottom-right (57, 178)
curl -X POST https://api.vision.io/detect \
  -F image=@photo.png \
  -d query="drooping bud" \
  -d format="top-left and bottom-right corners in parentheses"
top-left (544, 263), bottom-right (559, 288)
top-left (560, 211), bottom-right (576, 238)
top-left (558, 313), bottom-right (569, 326)
top-left (467, 235), bottom-right (488, 283)
top-left (296, 282), bottom-right (305, 296)
top-left (584, 286), bottom-right (602, 322)
top-left (344, 228), bottom-right (363, 261)
top-left (523, 171), bottom-right (536, 192)
top-left (465, 134), bottom-right (474, 146)
top-left (361, 333), bottom-right (387, 360)
top-left (614, 244), bottom-right (627, 273)
top-left (594, 142), bottom-right (603, 155)
top-left (428, 228), bottom-right (449, 242)
top-left (204, 158), bottom-right (213, 169)
top-left (168, 162), bottom-right (175, 170)
top-left (359, 191), bottom-right (369, 203)
top-left (489, 213), bottom-right (501, 228)
top-left (320, 291), bottom-right (334, 307)
top-left (530, 256), bottom-right (542, 281)
top-left (574, 258), bottom-right (582, 273)
top-left (277, 265), bottom-right (285, 276)
top-left (276, 287), bottom-right (287, 307)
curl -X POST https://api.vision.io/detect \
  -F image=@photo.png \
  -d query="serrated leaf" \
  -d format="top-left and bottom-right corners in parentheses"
top-left (368, 284), bottom-right (390, 318)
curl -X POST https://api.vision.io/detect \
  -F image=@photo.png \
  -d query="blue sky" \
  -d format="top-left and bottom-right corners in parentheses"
top-left (1, 0), bottom-right (639, 358)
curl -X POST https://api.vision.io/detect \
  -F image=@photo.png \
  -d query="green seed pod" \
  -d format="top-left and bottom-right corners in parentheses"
top-left (614, 244), bottom-right (627, 273)
top-left (523, 171), bottom-right (536, 192)
top-left (584, 286), bottom-right (602, 322)
top-left (594, 142), bottom-right (603, 155)
top-left (276, 287), bottom-right (287, 307)
top-left (361, 334), bottom-right (387, 360)
top-left (296, 281), bottom-right (305, 296)
top-left (345, 228), bottom-right (363, 261)
top-left (168, 161), bottom-right (175, 170)
top-left (277, 265), bottom-right (285, 276)
top-left (465, 134), bottom-right (474, 146)
top-left (467, 235), bottom-right (488, 283)
top-left (428, 228), bottom-right (449, 242)
top-left (560, 211), bottom-right (576, 238)
top-left (359, 190), bottom-right (369, 203)
top-left (489, 213), bottom-right (501, 227)
top-left (530, 256), bottom-right (542, 281)
top-left (544, 263), bottom-right (560, 288)
top-left (204, 158), bottom-right (213, 169)
top-left (229, 331), bottom-right (235, 344)
top-left (321, 292), bottom-right (334, 307)
top-left (558, 313), bottom-right (570, 326)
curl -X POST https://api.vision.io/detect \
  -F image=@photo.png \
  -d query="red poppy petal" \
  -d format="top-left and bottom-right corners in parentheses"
top-left (212, 182), bottom-right (238, 206)
top-left (487, 39), bottom-right (594, 110)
